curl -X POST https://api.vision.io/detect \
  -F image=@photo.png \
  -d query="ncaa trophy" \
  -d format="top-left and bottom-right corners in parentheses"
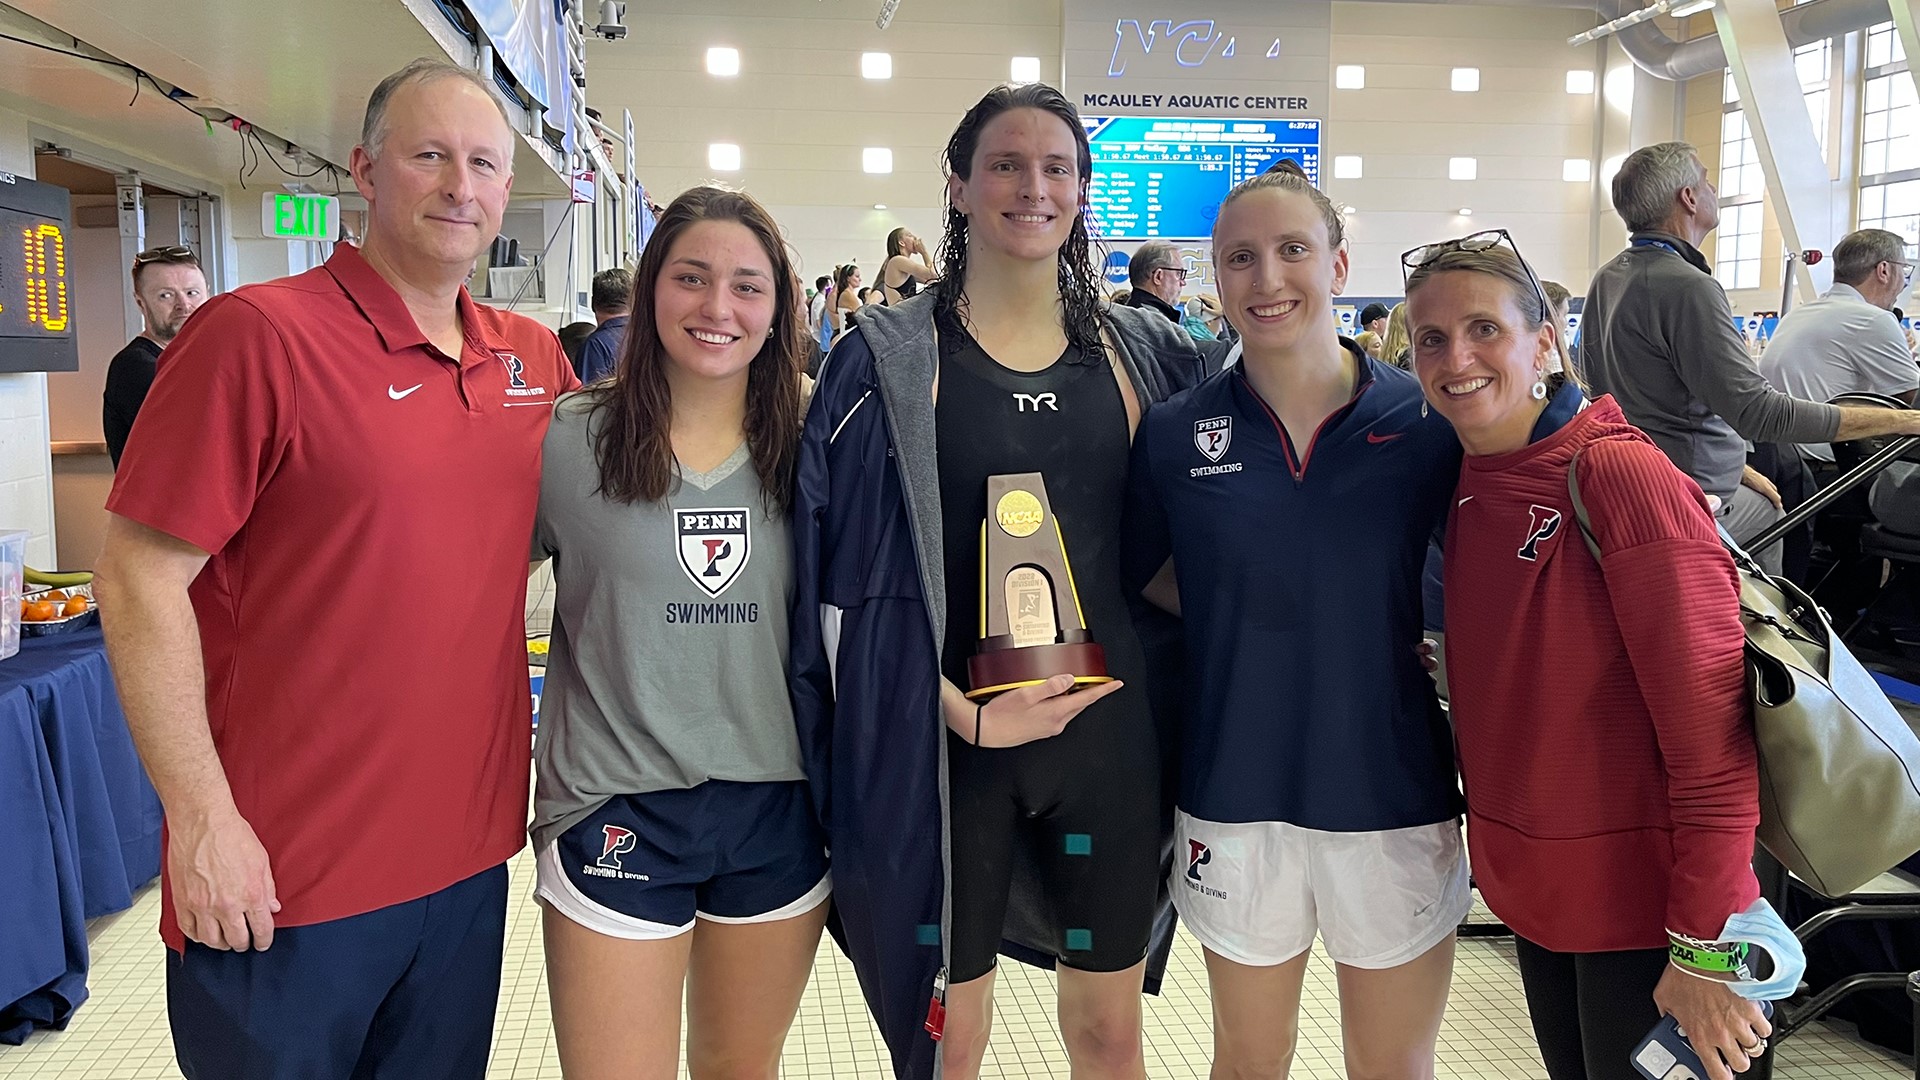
top-left (966, 473), bottom-right (1112, 701)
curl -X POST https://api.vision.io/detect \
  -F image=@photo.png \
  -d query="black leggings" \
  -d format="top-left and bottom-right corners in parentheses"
top-left (1514, 936), bottom-right (1671, 1080)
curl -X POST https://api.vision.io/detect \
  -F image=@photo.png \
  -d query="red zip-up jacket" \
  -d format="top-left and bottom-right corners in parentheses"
top-left (1444, 395), bottom-right (1760, 952)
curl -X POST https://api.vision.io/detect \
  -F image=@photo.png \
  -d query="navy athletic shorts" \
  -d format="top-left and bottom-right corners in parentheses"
top-left (536, 778), bottom-right (829, 938)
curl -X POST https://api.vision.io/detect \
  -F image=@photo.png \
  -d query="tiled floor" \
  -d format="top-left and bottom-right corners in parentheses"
top-left (0, 850), bottom-right (1911, 1079)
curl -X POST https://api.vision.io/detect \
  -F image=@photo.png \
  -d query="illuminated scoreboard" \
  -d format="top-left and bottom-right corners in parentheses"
top-left (1083, 116), bottom-right (1323, 241)
top-left (0, 173), bottom-right (78, 373)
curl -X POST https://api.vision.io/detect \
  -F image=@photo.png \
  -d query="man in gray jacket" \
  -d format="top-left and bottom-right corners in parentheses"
top-left (1582, 141), bottom-right (1920, 575)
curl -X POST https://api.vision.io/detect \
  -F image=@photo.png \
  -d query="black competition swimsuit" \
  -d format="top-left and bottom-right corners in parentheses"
top-left (934, 310), bottom-right (1159, 982)
top-left (883, 270), bottom-right (921, 305)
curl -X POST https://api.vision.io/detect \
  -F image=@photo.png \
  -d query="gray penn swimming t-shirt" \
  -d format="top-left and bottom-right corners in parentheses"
top-left (530, 392), bottom-right (800, 854)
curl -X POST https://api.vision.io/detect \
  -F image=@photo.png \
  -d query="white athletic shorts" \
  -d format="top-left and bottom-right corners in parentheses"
top-left (1172, 810), bottom-right (1472, 969)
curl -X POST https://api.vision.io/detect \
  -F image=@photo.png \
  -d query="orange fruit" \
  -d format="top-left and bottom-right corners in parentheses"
top-left (62, 595), bottom-right (89, 617)
top-left (23, 600), bottom-right (57, 622)
top-left (44, 590), bottom-right (66, 603)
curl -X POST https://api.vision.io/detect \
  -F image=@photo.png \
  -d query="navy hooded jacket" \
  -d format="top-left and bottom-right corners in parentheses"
top-left (790, 288), bottom-right (1202, 1078)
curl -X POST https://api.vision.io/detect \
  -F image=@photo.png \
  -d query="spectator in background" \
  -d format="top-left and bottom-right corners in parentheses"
top-left (1895, 305), bottom-right (1918, 358)
top-left (808, 274), bottom-right (831, 334)
top-left (880, 227), bottom-right (938, 304)
top-left (1124, 240), bottom-right (1188, 325)
top-left (104, 245), bottom-right (208, 468)
top-left (1761, 228), bottom-right (1917, 464)
top-left (1758, 229), bottom-right (1917, 583)
top-left (1541, 280), bottom-right (1573, 374)
top-left (1580, 141), bottom-right (1920, 576)
top-left (1354, 330), bottom-right (1383, 360)
top-left (1359, 301), bottom-right (1390, 340)
top-left (575, 267), bottom-right (634, 383)
top-left (809, 274), bottom-right (834, 357)
top-left (832, 263), bottom-right (862, 338)
top-left (1381, 302), bottom-right (1412, 368)
top-left (1190, 292), bottom-right (1235, 344)
top-left (557, 322), bottom-right (597, 369)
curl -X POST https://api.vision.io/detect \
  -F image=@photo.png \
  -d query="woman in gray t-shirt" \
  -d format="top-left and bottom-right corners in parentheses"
top-left (530, 186), bottom-right (824, 1078)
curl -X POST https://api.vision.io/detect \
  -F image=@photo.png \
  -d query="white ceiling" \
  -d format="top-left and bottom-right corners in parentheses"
top-left (2, 0), bottom-right (568, 196)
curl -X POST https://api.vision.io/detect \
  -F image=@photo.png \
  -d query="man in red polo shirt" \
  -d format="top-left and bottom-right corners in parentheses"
top-left (95, 57), bottom-right (578, 1078)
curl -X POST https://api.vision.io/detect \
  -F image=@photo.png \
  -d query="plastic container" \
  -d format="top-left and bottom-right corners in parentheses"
top-left (0, 531), bottom-right (25, 661)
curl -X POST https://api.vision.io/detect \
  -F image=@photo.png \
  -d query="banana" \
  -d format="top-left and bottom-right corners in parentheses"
top-left (25, 567), bottom-right (93, 588)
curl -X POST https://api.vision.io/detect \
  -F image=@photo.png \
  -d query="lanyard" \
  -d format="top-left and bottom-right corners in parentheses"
top-left (1631, 237), bottom-right (1683, 258)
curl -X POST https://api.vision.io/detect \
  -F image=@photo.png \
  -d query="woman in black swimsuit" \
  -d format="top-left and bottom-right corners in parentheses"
top-left (881, 226), bottom-right (937, 304)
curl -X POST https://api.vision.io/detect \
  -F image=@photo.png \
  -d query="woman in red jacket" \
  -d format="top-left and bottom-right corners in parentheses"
top-left (1401, 234), bottom-right (1772, 1080)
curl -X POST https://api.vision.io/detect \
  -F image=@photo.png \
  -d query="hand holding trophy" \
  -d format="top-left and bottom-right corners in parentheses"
top-left (967, 473), bottom-right (1116, 701)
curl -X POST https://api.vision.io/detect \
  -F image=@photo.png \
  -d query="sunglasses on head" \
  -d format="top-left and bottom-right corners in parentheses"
top-left (133, 245), bottom-right (199, 267)
top-left (1400, 228), bottom-right (1549, 315)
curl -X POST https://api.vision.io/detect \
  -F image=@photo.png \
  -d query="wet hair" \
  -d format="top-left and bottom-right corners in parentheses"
top-left (934, 82), bottom-right (1107, 367)
top-left (886, 227), bottom-right (910, 258)
top-left (589, 185), bottom-right (805, 515)
top-left (1211, 159), bottom-right (1345, 249)
top-left (1404, 244), bottom-right (1569, 391)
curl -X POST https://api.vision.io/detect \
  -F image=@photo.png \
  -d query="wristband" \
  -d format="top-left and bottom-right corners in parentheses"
top-left (1668, 932), bottom-right (1748, 974)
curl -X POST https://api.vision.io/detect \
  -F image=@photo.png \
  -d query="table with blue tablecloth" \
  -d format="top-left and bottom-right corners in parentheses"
top-left (0, 626), bottom-right (161, 1044)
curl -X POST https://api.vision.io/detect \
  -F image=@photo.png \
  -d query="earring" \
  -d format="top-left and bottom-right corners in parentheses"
top-left (1531, 375), bottom-right (1548, 401)
top-left (767, 327), bottom-right (774, 339)
top-left (1420, 399), bottom-right (1429, 418)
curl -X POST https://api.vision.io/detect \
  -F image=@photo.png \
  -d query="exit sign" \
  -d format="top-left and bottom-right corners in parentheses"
top-left (260, 192), bottom-right (339, 241)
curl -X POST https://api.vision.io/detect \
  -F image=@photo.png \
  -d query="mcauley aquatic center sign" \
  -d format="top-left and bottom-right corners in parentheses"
top-left (1063, 0), bottom-right (1331, 118)
top-left (1081, 92), bottom-right (1313, 112)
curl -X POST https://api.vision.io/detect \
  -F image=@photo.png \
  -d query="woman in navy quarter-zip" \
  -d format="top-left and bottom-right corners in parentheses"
top-left (1123, 161), bottom-right (1467, 1080)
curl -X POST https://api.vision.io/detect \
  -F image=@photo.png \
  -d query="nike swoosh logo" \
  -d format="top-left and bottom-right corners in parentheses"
top-left (1458, 496), bottom-right (1475, 507)
top-left (388, 384), bottom-right (423, 400)
top-left (1366, 430), bottom-right (1404, 444)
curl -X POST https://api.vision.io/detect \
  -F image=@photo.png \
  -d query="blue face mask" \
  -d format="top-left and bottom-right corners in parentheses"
top-left (1716, 899), bottom-right (1806, 1000)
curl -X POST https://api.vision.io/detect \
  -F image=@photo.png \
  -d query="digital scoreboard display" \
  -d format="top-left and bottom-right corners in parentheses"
top-left (1083, 116), bottom-right (1323, 241)
top-left (0, 173), bottom-right (78, 373)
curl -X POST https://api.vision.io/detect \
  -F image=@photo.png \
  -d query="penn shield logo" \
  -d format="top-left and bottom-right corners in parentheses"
top-left (677, 508), bottom-right (752, 598)
top-left (597, 825), bottom-right (637, 870)
top-left (1194, 416), bottom-right (1232, 462)
top-left (504, 354), bottom-right (528, 388)
top-left (1518, 505), bottom-right (1563, 562)
top-left (1186, 839), bottom-right (1213, 881)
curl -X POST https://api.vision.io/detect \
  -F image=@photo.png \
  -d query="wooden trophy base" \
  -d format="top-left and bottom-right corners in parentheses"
top-left (965, 641), bottom-right (1111, 701)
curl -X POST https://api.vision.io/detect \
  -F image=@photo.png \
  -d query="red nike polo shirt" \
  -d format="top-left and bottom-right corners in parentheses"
top-left (108, 243), bottom-right (580, 951)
